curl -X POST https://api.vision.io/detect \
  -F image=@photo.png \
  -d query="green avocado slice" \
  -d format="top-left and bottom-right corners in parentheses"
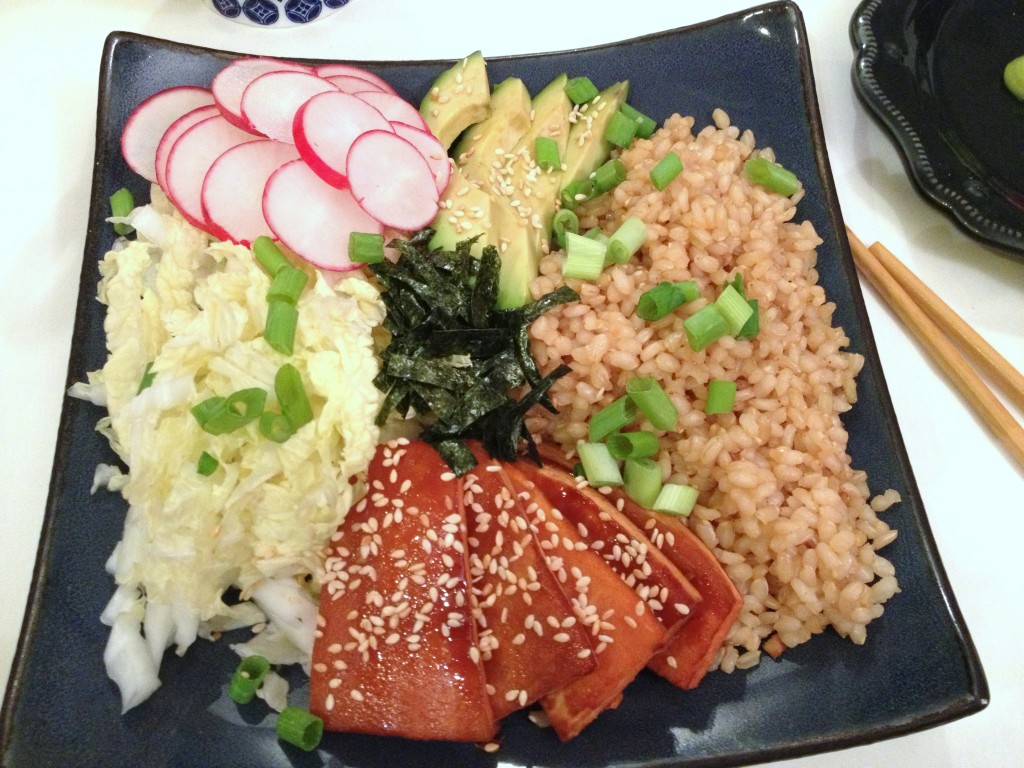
top-left (420, 51), bottom-right (491, 149)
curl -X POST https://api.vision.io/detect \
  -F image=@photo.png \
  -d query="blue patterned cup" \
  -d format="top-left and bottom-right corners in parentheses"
top-left (208, 0), bottom-right (350, 28)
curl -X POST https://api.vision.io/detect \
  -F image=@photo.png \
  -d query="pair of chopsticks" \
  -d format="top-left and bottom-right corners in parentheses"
top-left (846, 228), bottom-right (1024, 472)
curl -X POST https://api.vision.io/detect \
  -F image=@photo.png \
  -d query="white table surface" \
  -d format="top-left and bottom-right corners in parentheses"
top-left (1, 1), bottom-right (1021, 766)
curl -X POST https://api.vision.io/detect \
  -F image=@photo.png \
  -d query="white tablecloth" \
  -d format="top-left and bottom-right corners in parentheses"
top-left (1, 1), bottom-right (1021, 766)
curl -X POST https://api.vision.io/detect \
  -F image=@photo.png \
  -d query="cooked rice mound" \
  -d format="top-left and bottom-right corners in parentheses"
top-left (527, 110), bottom-right (900, 673)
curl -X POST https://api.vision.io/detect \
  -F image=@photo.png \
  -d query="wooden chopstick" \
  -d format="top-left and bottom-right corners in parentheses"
top-left (846, 227), bottom-right (1024, 471)
top-left (865, 239), bottom-right (1024, 413)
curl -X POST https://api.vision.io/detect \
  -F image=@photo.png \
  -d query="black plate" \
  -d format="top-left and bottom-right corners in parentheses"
top-left (1, 3), bottom-right (988, 767)
top-left (851, 0), bottom-right (1024, 256)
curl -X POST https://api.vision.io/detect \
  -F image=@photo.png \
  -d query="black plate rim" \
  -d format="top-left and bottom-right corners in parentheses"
top-left (850, 0), bottom-right (1024, 257)
top-left (2, 4), bottom-right (990, 765)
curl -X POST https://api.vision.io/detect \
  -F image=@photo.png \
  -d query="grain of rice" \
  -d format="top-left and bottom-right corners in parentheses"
top-left (527, 111), bottom-right (900, 671)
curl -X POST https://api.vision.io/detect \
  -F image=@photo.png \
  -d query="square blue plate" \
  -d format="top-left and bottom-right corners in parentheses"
top-left (1, 3), bottom-right (987, 766)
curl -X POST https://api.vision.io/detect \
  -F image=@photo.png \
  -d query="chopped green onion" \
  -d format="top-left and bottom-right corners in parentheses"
top-left (625, 376), bottom-right (679, 432)
top-left (683, 303), bottom-right (730, 351)
top-left (714, 283), bottom-right (754, 335)
top-left (572, 462), bottom-right (586, 478)
top-left (650, 151), bottom-right (683, 190)
top-left (552, 208), bottom-right (579, 248)
top-left (1004, 55), bottom-right (1024, 100)
top-left (535, 135), bottom-right (561, 171)
top-left (265, 299), bottom-right (298, 355)
top-left (624, 457), bottom-right (663, 508)
top-left (577, 441), bottom-right (623, 487)
top-left (229, 655), bottom-right (269, 704)
top-left (591, 158), bottom-right (627, 196)
top-left (196, 451), bottom-right (219, 476)
top-left (607, 430), bottom-right (660, 460)
top-left (705, 379), bottom-right (737, 415)
top-left (583, 227), bottom-right (609, 245)
top-left (606, 216), bottom-right (647, 265)
top-left (620, 103), bottom-right (657, 139)
top-left (137, 361), bottom-right (156, 394)
top-left (604, 110), bottom-right (639, 148)
top-left (562, 232), bottom-right (607, 280)
top-left (653, 483), bottom-right (699, 517)
top-left (565, 76), bottom-right (600, 105)
top-left (276, 706), bottom-right (324, 752)
top-left (259, 410), bottom-right (294, 443)
top-left (589, 395), bottom-right (638, 442)
top-left (109, 187), bottom-right (135, 236)
top-left (560, 178), bottom-right (595, 210)
top-left (275, 363), bottom-right (313, 430)
top-left (191, 388), bottom-right (266, 435)
top-left (636, 280), bottom-right (699, 321)
top-left (267, 266), bottom-right (308, 305)
top-left (735, 298), bottom-right (759, 340)
top-left (253, 236), bottom-right (291, 276)
top-left (348, 231), bottom-right (385, 264)
top-left (729, 272), bottom-right (746, 299)
top-left (743, 156), bottom-right (801, 196)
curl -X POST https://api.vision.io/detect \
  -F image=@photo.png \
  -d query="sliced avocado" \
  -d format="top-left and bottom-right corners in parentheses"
top-left (420, 51), bottom-right (491, 149)
top-left (453, 77), bottom-right (532, 186)
top-left (490, 197), bottom-right (544, 310)
top-left (561, 80), bottom-right (630, 187)
top-left (428, 164), bottom-right (495, 257)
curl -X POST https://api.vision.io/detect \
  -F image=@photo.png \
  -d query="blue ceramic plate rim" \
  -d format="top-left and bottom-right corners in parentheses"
top-left (851, 0), bottom-right (1024, 257)
top-left (2, 3), bottom-right (988, 767)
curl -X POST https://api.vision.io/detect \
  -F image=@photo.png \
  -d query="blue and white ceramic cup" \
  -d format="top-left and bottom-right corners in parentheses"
top-left (208, 0), bottom-right (349, 28)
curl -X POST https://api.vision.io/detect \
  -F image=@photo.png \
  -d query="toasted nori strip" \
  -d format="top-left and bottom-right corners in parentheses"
top-left (371, 231), bottom-right (577, 475)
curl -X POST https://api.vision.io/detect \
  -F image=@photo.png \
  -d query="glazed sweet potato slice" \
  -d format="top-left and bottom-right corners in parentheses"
top-left (501, 462), bottom-right (667, 741)
top-left (517, 462), bottom-right (702, 642)
top-left (310, 440), bottom-right (497, 742)
top-left (536, 443), bottom-right (742, 689)
top-left (462, 445), bottom-right (596, 719)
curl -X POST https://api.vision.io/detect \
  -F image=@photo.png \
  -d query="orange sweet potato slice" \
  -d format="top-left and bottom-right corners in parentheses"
top-left (517, 462), bottom-right (703, 642)
top-left (536, 444), bottom-right (743, 690)
top-left (310, 440), bottom-right (497, 742)
top-left (462, 444), bottom-right (596, 719)
top-left (501, 461), bottom-right (667, 741)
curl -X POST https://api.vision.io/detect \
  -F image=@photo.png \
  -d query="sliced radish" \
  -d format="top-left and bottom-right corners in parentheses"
top-left (346, 130), bottom-right (440, 231)
top-left (164, 115), bottom-right (259, 236)
top-left (263, 159), bottom-right (383, 272)
top-left (321, 74), bottom-right (390, 95)
top-left (201, 139), bottom-right (300, 246)
top-left (240, 71), bottom-right (338, 145)
top-left (391, 122), bottom-right (452, 194)
top-left (314, 63), bottom-right (397, 95)
top-left (353, 91), bottom-right (427, 131)
top-left (293, 91), bottom-right (394, 189)
top-left (154, 104), bottom-right (220, 194)
top-left (121, 86), bottom-right (216, 183)
top-left (211, 57), bottom-right (313, 133)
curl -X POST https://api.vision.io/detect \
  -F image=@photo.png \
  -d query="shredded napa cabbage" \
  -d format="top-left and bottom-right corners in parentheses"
top-left (77, 185), bottom-right (386, 711)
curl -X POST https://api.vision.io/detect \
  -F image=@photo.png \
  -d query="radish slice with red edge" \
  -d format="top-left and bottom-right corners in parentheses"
top-left (353, 91), bottom-right (428, 132)
top-left (121, 86), bottom-right (216, 183)
top-left (346, 130), bottom-right (440, 231)
top-left (390, 122), bottom-right (452, 194)
top-left (314, 63), bottom-right (397, 95)
top-left (154, 103), bottom-right (220, 194)
top-left (240, 71), bottom-right (338, 144)
top-left (293, 91), bottom-right (394, 189)
top-left (211, 57), bottom-right (313, 133)
top-left (263, 159), bottom-right (383, 272)
top-left (322, 74), bottom-right (390, 95)
top-left (164, 115), bottom-right (259, 237)
top-left (201, 139), bottom-right (300, 246)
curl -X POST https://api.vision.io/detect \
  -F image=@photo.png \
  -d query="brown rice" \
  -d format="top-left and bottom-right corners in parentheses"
top-left (526, 110), bottom-right (900, 674)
